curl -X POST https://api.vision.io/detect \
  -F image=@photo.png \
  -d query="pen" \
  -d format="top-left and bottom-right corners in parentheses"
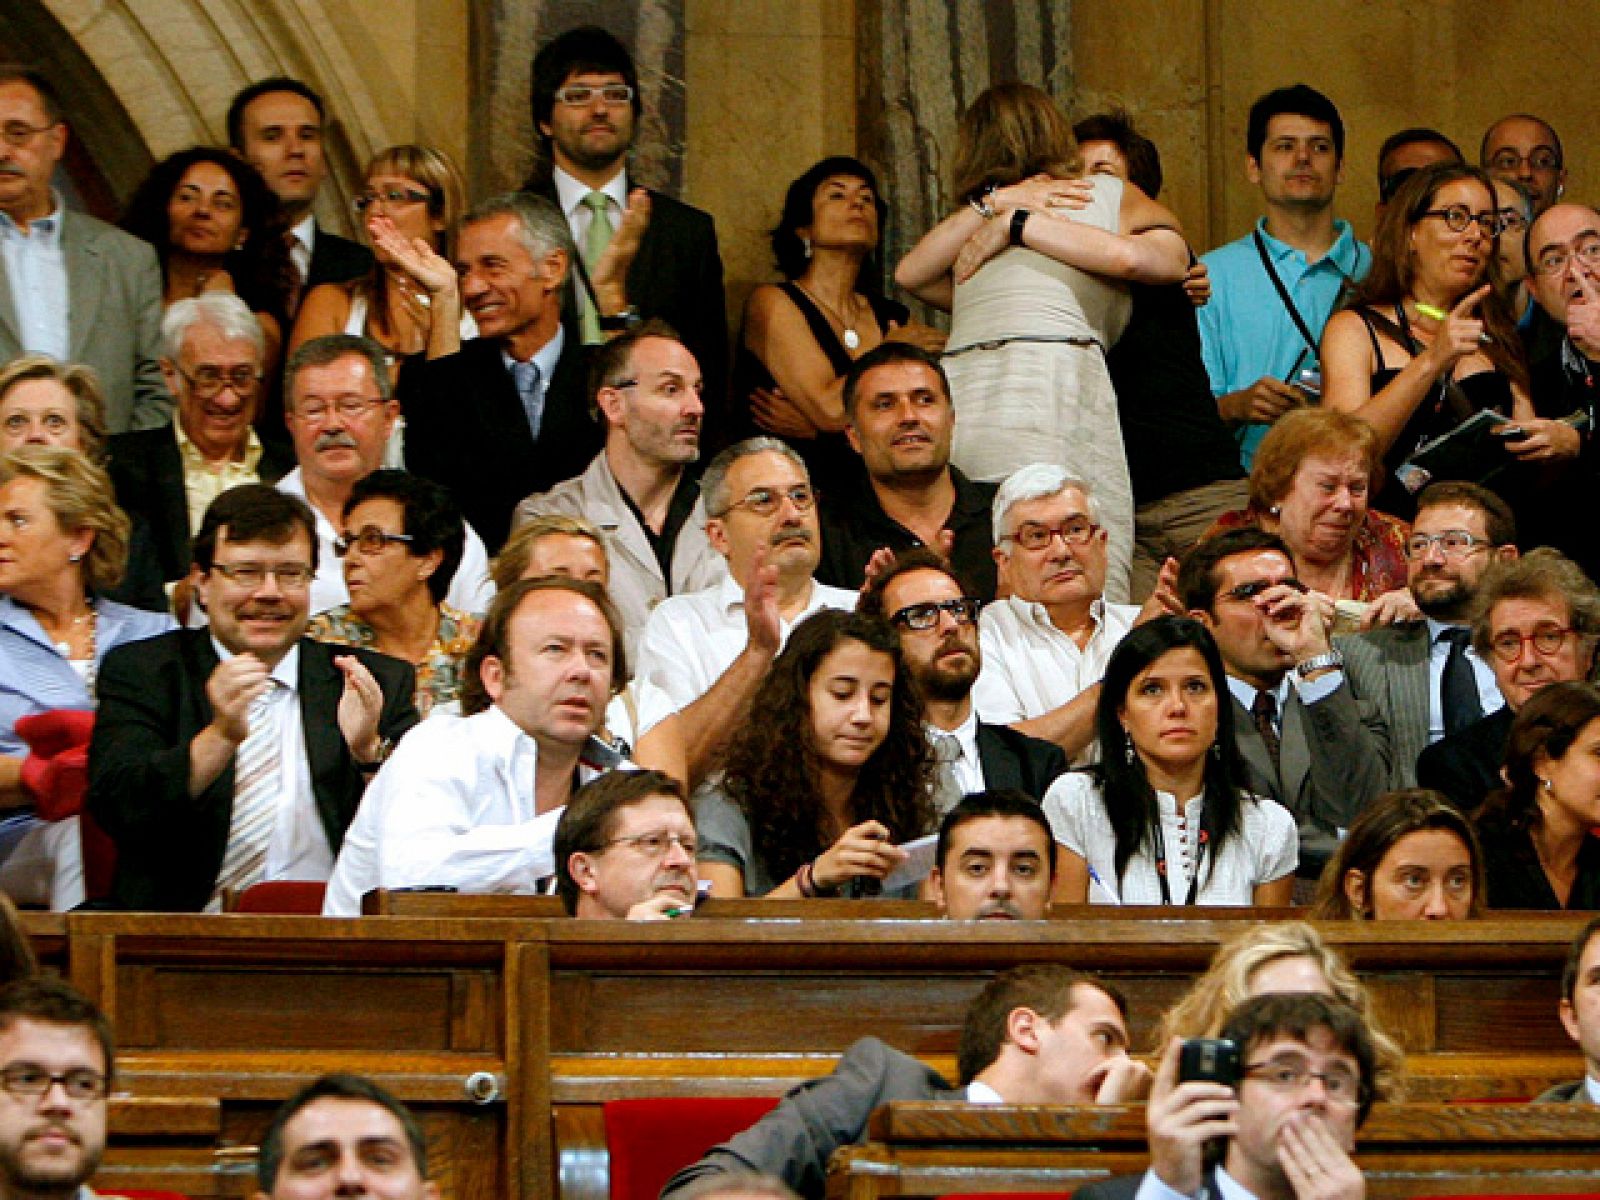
top-left (1086, 864), bottom-right (1121, 905)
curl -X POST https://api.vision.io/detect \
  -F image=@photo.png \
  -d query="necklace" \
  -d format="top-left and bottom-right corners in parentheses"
top-left (794, 281), bottom-right (864, 351)
top-left (50, 599), bottom-right (98, 691)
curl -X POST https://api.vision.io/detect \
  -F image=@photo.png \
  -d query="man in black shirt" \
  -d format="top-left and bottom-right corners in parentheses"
top-left (817, 343), bottom-right (998, 600)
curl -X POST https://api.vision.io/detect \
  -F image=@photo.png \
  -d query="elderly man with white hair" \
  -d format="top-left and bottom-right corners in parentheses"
top-left (973, 464), bottom-right (1175, 760)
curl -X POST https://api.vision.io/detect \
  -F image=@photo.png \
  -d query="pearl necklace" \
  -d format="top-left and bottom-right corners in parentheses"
top-left (51, 600), bottom-right (98, 690)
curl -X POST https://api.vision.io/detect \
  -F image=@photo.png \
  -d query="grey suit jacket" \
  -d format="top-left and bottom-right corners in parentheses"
top-left (0, 211), bottom-right (171, 433)
top-left (660, 1037), bottom-right (955, 1200)
top-left (1337, 622), bottom-right (1432, 789)
top-left (1231, 676), bottom-right (1391, 877)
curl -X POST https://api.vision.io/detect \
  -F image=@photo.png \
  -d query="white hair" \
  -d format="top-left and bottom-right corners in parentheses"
top-left (991, 463), bottom-right (1102, 543)
top-left (161, 293), bottom-right (266, 362)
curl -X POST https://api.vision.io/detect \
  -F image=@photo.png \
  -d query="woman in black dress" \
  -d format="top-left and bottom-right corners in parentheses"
top-left (735, 157), bottom-right (941, 491)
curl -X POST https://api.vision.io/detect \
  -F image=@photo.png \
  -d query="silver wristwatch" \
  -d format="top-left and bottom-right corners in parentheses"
top-left (1294, 649), bottom-right (1344, 678)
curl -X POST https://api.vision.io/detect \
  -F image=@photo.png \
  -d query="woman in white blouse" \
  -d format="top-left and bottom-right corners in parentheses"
top-left (1043, 616), bottom-right (1297, 906)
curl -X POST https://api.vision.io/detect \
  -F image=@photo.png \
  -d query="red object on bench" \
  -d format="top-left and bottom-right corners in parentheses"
top-left (603, 1096), bottom-right (780, 1200)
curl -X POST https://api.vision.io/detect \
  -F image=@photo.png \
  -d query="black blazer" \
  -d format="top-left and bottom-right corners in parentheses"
top-left (86, 632), bottom-right (418, 912)
top-left (1416, 704), bottom-right (1515, 815)
top-left (105, 426), bottom-right (291, 613)
top-left (398, 330), bottom-right (599, 551)
top-left (305, 227), bottom-right (374, 290)
top-left (975, 722), bottom-right (1067, 802)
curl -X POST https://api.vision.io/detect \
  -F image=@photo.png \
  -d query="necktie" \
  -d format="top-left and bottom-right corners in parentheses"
top-left (1251, 689), bottom-right (1281, 768)
top-left (284, 232), bottom-right (307, 318)
top-left (580, 191), bottom-right (614, 344)
top-left (931, 732), bottom-right (964, 815)
top-left (210, 681), bottom-right (284, 909)
top-left (512, 359), bottom-right (544, 439)
top-left (1440, 626), bottom-right (1484, 736)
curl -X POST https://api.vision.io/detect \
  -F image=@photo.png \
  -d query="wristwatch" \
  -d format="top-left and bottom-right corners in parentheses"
top-left (356, 736), bottom-right (394, 771)
top-left (598, 305), bottom-right (642, 332)
top-left (1009, 208), bottom-right (1031, 247)
top-left (1294, 649), bottom-right (1344, 679)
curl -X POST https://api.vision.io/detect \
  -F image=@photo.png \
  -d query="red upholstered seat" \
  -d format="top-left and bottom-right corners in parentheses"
top-left (603, 1096), bottom-right (779, 1200)
top-left (232, 881), bottom-right (328, 914)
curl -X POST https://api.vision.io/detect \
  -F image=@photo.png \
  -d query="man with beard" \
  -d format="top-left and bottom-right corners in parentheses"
top-left (817, 344), bottom-right (997, 600)
top-left (1339, 482), bottom-right (1517, 787)
top-left (554, 769), bottom-right (697, 920)
top-left (88, 486), bottom-right (418, 912)
top-left (928, 791), bottom-right (1055, 921)
top-left (0, 978), bottom-right (115, 1200)
top-left (858, 548), bottom-right (1064, 804)
top-left (514, 321), bottom-right (726, 660)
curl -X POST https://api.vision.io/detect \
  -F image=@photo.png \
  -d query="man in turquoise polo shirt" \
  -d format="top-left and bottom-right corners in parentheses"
top-left (1199, 84), bottom-right (1370, 468)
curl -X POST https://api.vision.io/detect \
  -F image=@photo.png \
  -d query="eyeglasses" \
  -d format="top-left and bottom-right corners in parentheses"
top-left (1419, 205), bottom-right (1498, 238)
top-left (1534, 236), bottom-right (1600, 277)
top-left (353, 187), bottom-right (433, 214)
top-left (177, 365), bottom-right (261, 399)
top-left (1404, 530), bottom-right (1492, 560)
top-left (716, 484), bottom-right (816, 518)
top-left (1495, 207), bottom-right (1530, 236)
top-left (1487, 148), bottom-right (1562, 174)
top-left (553, 83), bottom-right (635, 107)
top-left (890, 598), bottom-right (981, 631)
top-left (600, 830), bottom-right (698, 858)
top-left (210, 562), bottom-right (315, 590)
top-left (1003, 518), bottom-right (1099, 551)
top-left (1488, 624), bottom-right (1578, 664)
top-left (0, 121), bottom-right (58, 149)
top-left (0, 1064), bottom-right (107, 1101)
top-left (1242, 1058), bottom-right (1361, 1106)
top-left (334, 527), bottom-right (415, 557)
top-left (1219, 577), bottom-right (1308, 603)
top-left (292, 397), bottom-right (384, 423)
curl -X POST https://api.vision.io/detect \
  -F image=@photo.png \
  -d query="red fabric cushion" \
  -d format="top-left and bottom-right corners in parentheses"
top-left (603, 1096), bottom-right (779, 1200)
top-left (233, 881), bottom-right (328, 914)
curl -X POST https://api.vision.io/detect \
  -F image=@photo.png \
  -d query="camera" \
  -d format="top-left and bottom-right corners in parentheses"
top-left (1179, 1038), bottom-right (1241, 1086)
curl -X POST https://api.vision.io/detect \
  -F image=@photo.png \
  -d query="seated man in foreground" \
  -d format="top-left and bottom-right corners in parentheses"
top-left (554, 768), bottom-right (697, 920)
top-left (929, 790), bottom-right (1055, 920)
top-left (661, 964), bottom-right (1151, 1200)
top-left (1537, 914), bottom-right (1600, 1103)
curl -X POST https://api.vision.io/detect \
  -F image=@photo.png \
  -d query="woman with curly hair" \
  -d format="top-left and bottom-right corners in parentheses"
top-left (694, 608), bottom-right (937, 898)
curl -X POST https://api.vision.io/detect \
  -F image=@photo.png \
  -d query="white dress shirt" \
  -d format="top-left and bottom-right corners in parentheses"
top-left (633, 573), bottom-right (859, 716)
top-left (324, 706), bottom-right (619, 915)
top-left (289, 214), bottom-right (316, 281)
top-left (1135, 1163), bottom-right (1259, 1200)
top-left (210, 640), bottom-right (335, 882)
top-left (553, 165), bottom-right (629, 250)
top-left (964, 1080), bottom-right (1004, 1104)
top-left (276, 467), bottom-right (496, 615)
top-left (972, 596), bottom-right (1139, 727)
top-left (0, 191), bottom-right (68, 359)
top-left (1425, 617), bottom-right (1504, 744)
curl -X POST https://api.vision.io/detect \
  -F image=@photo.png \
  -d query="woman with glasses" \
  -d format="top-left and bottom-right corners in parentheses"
top-left (0, 357), bottom-right (107, 464)
top-left (1322, 163), bottom-right (1538, 521)
top-left (1474, 681), bottom-right (1600, 909)
top-left (1311, 789), bottom-right (1483, 920)
top-left (1042, 616), bottom-right (1297, 906)
top-left (694, 608), bottom-right (937, 899)
top-left (119, 147), bottom-right (293, 375)
top-left (0, 448), bottom-right (173, 908)
top-left (307, 470), bottom-right (479, 718)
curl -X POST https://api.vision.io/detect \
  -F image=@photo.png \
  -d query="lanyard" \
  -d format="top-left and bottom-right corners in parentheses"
top-left (1149, 798), bottom-right (1210, 906)
top-left (1253, 230), bottom-right (1325, 359)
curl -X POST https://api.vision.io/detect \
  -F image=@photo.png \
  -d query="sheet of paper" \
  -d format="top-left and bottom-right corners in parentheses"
top-left (882, 833), bottom-right (940, 893)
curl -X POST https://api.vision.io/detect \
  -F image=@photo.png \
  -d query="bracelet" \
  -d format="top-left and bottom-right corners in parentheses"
top-left (796, 861), bottom-right (818, 898)
top-left (969, 185), bottom-right (998, 221)
top-left (1009, 208), bottom-right (1031, 248)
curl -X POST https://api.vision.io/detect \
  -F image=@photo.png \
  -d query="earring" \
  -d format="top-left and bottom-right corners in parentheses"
top-left (1268, 506), bottom-right (1281, 517)
top-left (801, 236), bottom-right (812, 259)
top-left (1123, 729), bottom-right (1136, 765)
top-left (68, 553), bottom-right (83, 564)
top-left (1540, 777), bottom-right (1553, 791)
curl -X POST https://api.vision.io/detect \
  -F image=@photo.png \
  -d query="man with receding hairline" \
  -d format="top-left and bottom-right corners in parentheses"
top-left (1482, 113), bottom-right (1567, 215)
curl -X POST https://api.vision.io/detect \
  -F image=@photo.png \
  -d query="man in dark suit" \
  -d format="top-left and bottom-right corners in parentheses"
top-left (662, 965), bottom-right (1150, 1200)
top-left (928, 791), bottom-right (1055, 921)
top-left (87, 485), bottom-right (418, 912)
top-left (400, 192), bottom-right (600, 551)
top-left (525, 26), bottom-right (728, 444)
top-left (1076, 992), bottom-right (1381, 1200)
top-left (1537, 915), bottom-right (1600, 1103)
top-left (859, 548), bottom-right (1065, 806)
top-left (1181, 529), bottom-right (1390, 887)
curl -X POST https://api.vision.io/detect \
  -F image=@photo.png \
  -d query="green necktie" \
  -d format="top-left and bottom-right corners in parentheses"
top-left (581, 191), bottom-right (614, 344)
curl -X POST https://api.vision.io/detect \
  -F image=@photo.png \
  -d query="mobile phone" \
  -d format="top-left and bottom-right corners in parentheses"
top-left (1179, 1038), bottom-right (1241, 1086)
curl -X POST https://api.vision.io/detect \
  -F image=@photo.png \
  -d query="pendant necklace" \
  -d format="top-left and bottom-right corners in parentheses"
top-left (795, 281), bottom-right (863, 351)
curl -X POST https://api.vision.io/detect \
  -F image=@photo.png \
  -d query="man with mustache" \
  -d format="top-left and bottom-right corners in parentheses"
top-left (1338, 482), bottom-right (1517, 787)
top-left (858, 548), bottom-right (1064, 804)
top-left (554, 769), bottom-right (697, 921)
top-left (513, 321), bottom-right (726, 661)
top-left (0, 978), bottom-right (116, 1200)
top-left (928, 791), bottom-right (1055, 921)
top-left (323, 577), bottom-right (628, 915)
top-left (279, 335), bottom-right (492, 616)
top-left (524, 26), bottom-right (728, 443)
top-left (88, 485), bottom-right (418, 911)
top-left (0, 66), bottom-right (169, 434)
top-left (817, 343), bottom-right (998, 600)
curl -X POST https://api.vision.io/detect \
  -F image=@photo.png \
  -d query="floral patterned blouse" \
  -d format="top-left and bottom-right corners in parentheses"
top-left (308, 603), bottom-right (481, 718)
top-left (1201, 506), bottom-right (1411, 602)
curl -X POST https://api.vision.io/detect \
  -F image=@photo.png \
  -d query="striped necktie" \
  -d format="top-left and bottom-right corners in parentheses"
top-left (931, 732), bottom-right (964, 815)
top-left (209, 681), bottom-right (284, 909)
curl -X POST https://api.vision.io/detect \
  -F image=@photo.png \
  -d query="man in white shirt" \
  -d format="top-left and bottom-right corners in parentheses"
top-left (974, 465), bottom-right (1168, 760)
top-left (553, 768), bottom-right (697, 921)
top-left (514, 321), bottom-right (726, 661)
top-left (634, 436), bottom-right (856, 726)
top-left (664, 965), bottom-right (1151, 1200)
top-left (278, 334), bottom-right (492, 615)
top-left (323, 577), bottom-right (628, 915)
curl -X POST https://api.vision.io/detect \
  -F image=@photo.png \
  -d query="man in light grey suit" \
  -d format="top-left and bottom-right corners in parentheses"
top-left (661, 965), bottom-right (1151, 1200)
top-left (1338, 482), bottom-right (1516, 788)
top-left (1537, 915), bottom-right (1600, 1104)
top-left (1181, 528), bottom-right (1390, 888)
top-left (0, 67), bottom-right (169, 433)
top-left (513, 320), bottom-right (725, 661)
